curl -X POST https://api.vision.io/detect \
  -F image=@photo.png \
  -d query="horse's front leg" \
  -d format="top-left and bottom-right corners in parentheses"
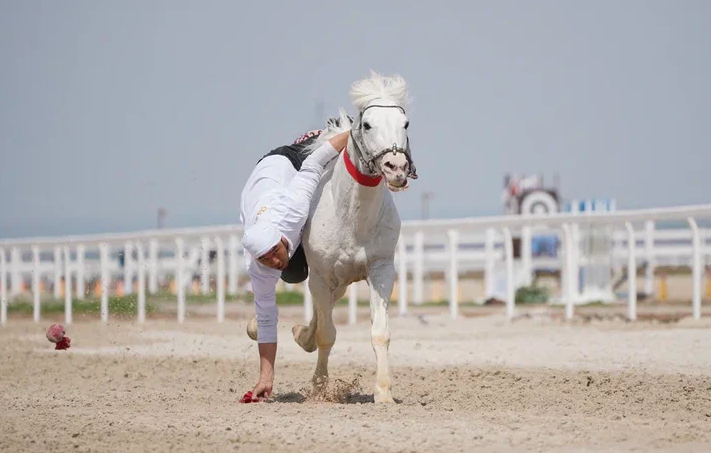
top-left (366, 260), bottom-right (396, 404)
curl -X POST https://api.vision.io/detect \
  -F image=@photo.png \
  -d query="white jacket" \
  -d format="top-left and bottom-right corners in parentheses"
top-left (239, 141), bottom-right (338, 343)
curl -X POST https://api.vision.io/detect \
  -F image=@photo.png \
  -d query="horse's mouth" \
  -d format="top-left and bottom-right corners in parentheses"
top-left (386, 180), bottom-right (409, 192)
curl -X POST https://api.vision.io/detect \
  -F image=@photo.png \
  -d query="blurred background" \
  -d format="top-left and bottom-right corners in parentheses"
top-left (2, 0), bottom-right (710, 238)
top-left (2, 5), bottom-right (711, 450)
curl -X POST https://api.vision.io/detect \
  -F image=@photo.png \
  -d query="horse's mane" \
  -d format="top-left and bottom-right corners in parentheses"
top-left (300, 107), bottom-right (353, 155)
top-left (349, 70), bottom-right (411, 111)
top-left (301, 71), bottom-right (411, 155)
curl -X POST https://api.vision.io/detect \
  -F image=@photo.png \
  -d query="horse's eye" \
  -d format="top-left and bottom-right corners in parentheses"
top-left (404, 121), bottom-right (409, 130)
top-left (363, 122), bottom-right (371, 131)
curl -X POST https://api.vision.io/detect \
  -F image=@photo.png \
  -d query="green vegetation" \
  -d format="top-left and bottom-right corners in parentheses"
top-left (273, 291), bottom-right (304, 305)
top-left (5, 289), bottom-right (493, 316)
top-left (515, 285), bottom-right (550, 304)
top-left (6, 296), bottom-right (158, 316)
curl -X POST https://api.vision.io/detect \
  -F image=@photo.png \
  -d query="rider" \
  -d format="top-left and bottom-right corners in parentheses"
top-left (239, 126), bottom-right (350, 402)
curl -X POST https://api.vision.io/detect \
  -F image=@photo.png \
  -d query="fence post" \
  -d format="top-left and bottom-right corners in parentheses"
top-left (175, 238), bottom-right (185, 323)
top-left (200, 236), bottom-right (210, 295)
top-left (397, 234), bottom-right (408, 317)
top-left (644, 221), bottom-right (655, 297)
top-left (447, 229), bottom-right (459, 320)
top-left (10, 248), bottom-right (20, 297)
top-left (53, 246), bottom-right (62, 299)
top-left (484, 228), bottom-right (496, 301)
top-left (688, 217), bottom-right (702, 320)
top-left (571, 223), bottom-right (580, 302)
top-left (503, 227), bottom-right (515, 319)
top-left (561, 225), bottom-right (569, 316)
top-left (32, 246), bottom-right (40, 323)
top-left (0, 248), bottom-right (7, 326)
top-left (136, 242), bottom-right (146, 323)
top-left (215, 236), bottom-right (225, 323)
top-left (562, 224), bottom-right (575, 320)
top-left (100, 243), bottom-right (109, 322)
top-left (625, 222), bottom-right (637, 321)
top-left (413, 231), bottom-right (424, 305)
top-left (124, 241), bottom-right (133, 295)
top-left (63, 246), bottom-right (72, 325)
top-left (521, 226), bottom-right (532, 287)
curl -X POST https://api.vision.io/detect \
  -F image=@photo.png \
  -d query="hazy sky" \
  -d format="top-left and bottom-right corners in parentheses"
top-left (1, 0), bottom-right (710, 239)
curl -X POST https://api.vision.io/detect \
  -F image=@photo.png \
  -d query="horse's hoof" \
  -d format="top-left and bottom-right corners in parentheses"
top-left (246, 317), bottom-right (258, 341)
top-left (311, 375), bottom-right (329, 395)
top-left (292, 325), bottom-right (317, 353)
top-left (373, 387), bottom-right (395, 404)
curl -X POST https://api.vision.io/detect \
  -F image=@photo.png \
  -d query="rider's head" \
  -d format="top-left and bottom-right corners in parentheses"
top-left (242, 222), bottom-right (289, 271)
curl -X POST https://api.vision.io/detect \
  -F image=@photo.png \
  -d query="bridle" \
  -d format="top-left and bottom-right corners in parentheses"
top-left (348, 104), bottom-right (418, 180)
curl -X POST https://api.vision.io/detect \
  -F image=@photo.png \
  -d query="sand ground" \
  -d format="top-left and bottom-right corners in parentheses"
top-left (1, 305), bottom-right (711, 453)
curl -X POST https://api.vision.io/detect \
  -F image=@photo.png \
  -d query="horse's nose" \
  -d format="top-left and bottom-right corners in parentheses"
top-left (395, 169), bottom-right (407, 183)
top-left (381, 153), bottom-right (409, 182)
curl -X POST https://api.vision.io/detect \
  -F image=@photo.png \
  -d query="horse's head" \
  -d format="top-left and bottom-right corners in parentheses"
top-left (348, 72), bottom-right (418, 192)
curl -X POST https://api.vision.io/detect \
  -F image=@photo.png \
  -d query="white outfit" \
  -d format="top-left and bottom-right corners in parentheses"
top-left (239, 141), bottom-right (339, 343)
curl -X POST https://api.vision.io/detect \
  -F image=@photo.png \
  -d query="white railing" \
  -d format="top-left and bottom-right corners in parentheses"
top-left (1, 203), bottom-right (710, 327)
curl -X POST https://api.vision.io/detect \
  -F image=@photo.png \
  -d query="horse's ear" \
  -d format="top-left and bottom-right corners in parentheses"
top-left (328, 115), bottom-right (356, 130)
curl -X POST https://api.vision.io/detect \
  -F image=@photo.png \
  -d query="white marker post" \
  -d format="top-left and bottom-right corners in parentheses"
top-left (215, 236), bottom-right (226, 323)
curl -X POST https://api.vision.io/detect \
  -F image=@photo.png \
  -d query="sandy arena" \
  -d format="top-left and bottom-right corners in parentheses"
top-left (1, 305), bottom-right (711, 453)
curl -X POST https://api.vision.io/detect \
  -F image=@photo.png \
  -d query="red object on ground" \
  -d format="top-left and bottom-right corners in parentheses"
top-left (55, 336), bottom-right (71, 350)
top-left (46, 323), bottom-right (71, 350)
top-left (239, 391), bottom-right (260, 403)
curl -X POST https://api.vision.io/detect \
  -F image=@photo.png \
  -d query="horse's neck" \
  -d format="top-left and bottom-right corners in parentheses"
top-left (330, 140), bottom-right (386, 233)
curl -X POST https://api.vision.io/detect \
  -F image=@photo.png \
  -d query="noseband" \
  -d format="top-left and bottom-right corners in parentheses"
top-left (348, 104), bottom-right (418, 180)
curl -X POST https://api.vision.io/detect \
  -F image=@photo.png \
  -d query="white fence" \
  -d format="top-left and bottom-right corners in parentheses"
top-left (1, 203), bottom-right (710, 327)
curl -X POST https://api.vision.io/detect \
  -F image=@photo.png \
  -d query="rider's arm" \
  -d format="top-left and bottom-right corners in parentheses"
top-left (284, 140), bottom-right (340, 202)
top-left (275, 134), bottom-right (348, 236)
top-left (247, 264), bottom-right (279, 398)
top-left (248, 266), bottom-right (280, 343)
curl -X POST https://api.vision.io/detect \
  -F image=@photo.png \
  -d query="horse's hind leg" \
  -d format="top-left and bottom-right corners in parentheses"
top-left (306, 275), bottom-right (339, 394)
top-left (292, 313), bottom-right (318, 353)
top-left (311, 284), bottom-right (346, 393)
top-left (291, 275), bottom-right (330, 354)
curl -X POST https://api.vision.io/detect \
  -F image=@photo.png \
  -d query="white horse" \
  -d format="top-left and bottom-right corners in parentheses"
top-left (291, 72), bottom-right (417, 404)
top-left (246, 72), bottom-right (415, 403)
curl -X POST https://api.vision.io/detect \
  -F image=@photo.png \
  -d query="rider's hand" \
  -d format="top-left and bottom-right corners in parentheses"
top-left (328, 131), bottom-right (350, 152)
top-left (250, 378), bottom-right (273, 401)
